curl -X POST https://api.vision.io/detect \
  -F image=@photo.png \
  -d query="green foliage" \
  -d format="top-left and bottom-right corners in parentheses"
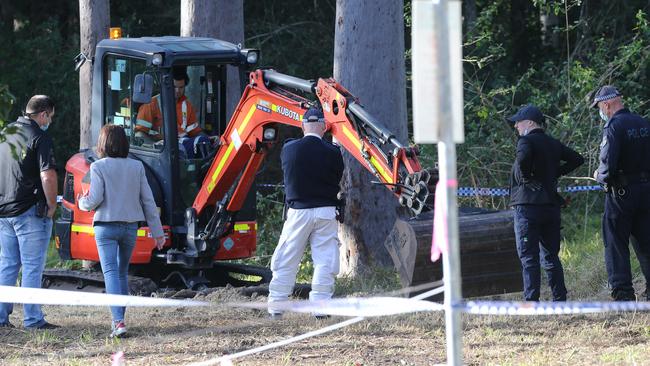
top-left (456, 2), bottom-right (650, 216)
top-left (244, 0), bottom-right (336, 79)
top-left (0, 17), bottom-right (80, 169)
top-left (0, 84), bottom-right (15, 125)
top-left (45, 239), bottom-right (82, 270)
top-left (249, 187), bottom-right (284, 269)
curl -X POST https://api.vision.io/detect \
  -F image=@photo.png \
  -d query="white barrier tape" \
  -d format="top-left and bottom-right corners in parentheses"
top-left (231, 296), bottom-right (444, 317)
top-left (0, 285), bottom-right (208, 307)
top-left (191, 317), bottom-right (366, 366)
top-left (464, 300), bottom-right (650, 315)
top-left (191, 283), bottom-right (446, 366)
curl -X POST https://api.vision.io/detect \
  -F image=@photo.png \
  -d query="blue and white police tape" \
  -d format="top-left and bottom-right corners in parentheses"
top-left (0, 285), bottom-right (207, 307)
top-left (464, 300), bottom-right (650, 315)
top-left (457, 185), bottom-right (603, 197)
top-left (57, 185), bottom-right (603, 204)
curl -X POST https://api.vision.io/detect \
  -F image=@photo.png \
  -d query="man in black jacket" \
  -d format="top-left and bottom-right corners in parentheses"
top-left (508, 104), bottom-right (584, 301)
top-left (267, 106), bottom-right (344, 319)
top-left (592, 85), bottom-right (650, 301)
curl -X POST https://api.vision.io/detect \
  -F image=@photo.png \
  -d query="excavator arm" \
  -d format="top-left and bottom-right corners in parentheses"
top-left (185, 69), bottom-right (430, 256)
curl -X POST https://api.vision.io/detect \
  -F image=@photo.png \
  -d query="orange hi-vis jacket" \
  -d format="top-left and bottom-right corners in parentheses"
top-left (135, 95), bottom-right (202, 140)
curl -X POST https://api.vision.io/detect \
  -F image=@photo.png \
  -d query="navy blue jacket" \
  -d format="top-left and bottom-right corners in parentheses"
top-left (510, 129), bottom-right (584, 206)
top-left (281, 135), bottom-right (344, 209)
top-left (597, 108), bottom-right (650, 186)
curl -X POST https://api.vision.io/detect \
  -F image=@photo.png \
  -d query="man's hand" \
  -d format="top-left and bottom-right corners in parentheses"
top-left (208, 135), bottom-right (220, 145)
top-left (523, 179), bottom-right (542, 192)
top-left (154, 236), bottom-right (165, 250)
top-left (40, 169), bottom-right (57, 219)
top-left (46, 204), bottom-right (56, 219)
top-left (593, 169), bottom-right (599, 181)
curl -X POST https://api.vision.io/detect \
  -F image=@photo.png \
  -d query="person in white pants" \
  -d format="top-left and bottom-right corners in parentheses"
top-left (268, 106), bottom-right (344, 318)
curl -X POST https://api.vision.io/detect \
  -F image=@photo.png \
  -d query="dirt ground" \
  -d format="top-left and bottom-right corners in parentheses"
top-left (1, 287), bottom-right (650, 366)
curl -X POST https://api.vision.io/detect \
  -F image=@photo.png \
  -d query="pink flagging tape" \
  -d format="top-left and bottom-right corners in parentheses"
top-left (431, 179), bottom-right (457, 262)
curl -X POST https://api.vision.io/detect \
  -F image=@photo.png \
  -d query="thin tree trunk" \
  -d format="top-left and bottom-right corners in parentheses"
top-left (79, 0), bottom-right (109, 149)
top-left (181, 0), bottom-right (244, 119)
top-left (463, 0), bottom-right (477, 32)
top-left (333, 0), bottom-right (408, 276)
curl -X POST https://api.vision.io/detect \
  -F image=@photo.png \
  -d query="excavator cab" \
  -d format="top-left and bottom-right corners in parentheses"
top-left (55, 37), bottom-right (262, 289)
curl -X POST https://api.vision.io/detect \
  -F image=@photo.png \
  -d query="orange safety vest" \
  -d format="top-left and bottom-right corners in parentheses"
top-left (135, 95), bottom-right (201, 139)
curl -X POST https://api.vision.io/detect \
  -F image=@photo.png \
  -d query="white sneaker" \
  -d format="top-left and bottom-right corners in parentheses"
top-left (110, 321), bottom-right (127, 338)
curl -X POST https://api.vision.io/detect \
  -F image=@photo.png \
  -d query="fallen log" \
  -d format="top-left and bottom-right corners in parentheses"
top-left (384, 209), bottom-right (522, 298)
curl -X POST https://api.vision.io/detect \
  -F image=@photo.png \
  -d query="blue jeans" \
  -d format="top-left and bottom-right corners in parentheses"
top-left (0, 205), bottom-right (53, 327)
top-left (514, 205), bottom-right (567, 301)
top-left (94, 222), bottom-right (137, 324)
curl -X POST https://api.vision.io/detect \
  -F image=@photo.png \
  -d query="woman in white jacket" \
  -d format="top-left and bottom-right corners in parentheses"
top-left (78, 124), bottom-right (165, 338)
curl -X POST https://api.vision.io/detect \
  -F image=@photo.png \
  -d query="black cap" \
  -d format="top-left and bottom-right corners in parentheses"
top-left (506, 104), bottom-right (545, 126)
top-left (302, 106), bottom-right (325, 123)
top-left (590, 85), bottom-right (622, 108)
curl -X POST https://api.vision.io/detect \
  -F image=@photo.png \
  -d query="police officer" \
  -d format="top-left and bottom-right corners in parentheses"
top-left (508, 104), bottom-right (584, 301)
top-left (0, 95), bottom-right (59, 329)
top-left (592, 85), bottom-right (650, 301)
top-left (267, 106), bottom-right (344, 319)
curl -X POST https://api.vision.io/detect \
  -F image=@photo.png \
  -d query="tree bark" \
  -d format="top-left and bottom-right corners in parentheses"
top-left (333, 0), bottom-right (408, 276)
top-left (79, 0), bottom-right (109, 149)
top-left (463, 0), bottom-right (477, 32)
top-left (540, 10), bottom-right (559, 48)
top-left (180, 0), bottom-right (244, 119)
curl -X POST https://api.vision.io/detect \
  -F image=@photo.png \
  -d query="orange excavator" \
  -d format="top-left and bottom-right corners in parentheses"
top-left (46, 36), bottom-right (429, 293)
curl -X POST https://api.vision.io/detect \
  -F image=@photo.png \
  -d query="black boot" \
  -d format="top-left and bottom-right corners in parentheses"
top-left (611, 288), bottom-right (636, 301)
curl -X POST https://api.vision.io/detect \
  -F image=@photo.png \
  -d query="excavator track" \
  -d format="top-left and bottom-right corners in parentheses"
top-left (42, 268), bottom-right (158, 296)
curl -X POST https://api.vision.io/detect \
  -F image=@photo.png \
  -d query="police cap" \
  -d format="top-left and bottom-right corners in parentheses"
top-left (590, 85), bottom-right (622, 108)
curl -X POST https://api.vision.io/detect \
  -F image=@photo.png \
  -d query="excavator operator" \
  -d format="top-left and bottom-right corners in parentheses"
top-left (135, 66), bottom-right (211, 158)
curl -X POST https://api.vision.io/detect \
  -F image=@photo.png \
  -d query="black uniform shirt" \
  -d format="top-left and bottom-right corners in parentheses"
top-left (509, 129), bottom-right (584, 206)
top-left (0, 117), bottom-right (56, 217)
top-left (596, 108), bottom-right (650, 185)
top-left (281, 135), bottom-right (344, 209)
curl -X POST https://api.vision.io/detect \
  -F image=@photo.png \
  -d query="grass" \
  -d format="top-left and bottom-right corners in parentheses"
top-left (45, 239), bottom-right (82, 270)
top-left (16, 209), bottom-right (648, 365)
top-left (561, 210), bottom-right (646, 299)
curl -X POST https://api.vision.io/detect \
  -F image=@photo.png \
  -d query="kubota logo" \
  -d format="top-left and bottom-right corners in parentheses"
top-left (273, 105), bottom-right (301, 121)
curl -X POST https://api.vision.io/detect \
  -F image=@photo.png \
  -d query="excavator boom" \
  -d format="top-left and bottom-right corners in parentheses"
top-left (193, 69), bottom-right (430, 226)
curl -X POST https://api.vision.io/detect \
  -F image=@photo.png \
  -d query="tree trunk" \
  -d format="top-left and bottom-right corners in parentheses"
top-left (180, 0), bottom-right (244, 119)
top-left (540, 10), bottom-right (559, 48)
top-left (463, 0), bottom-right (477, 32)
top-left (79, 0), bottom-right (109, 149)
top-left (333, 1), bottom-right (408, 276)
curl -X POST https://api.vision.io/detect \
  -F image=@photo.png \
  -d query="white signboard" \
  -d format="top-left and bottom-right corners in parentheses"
top-left (412, 0), bottom-right (464, 143)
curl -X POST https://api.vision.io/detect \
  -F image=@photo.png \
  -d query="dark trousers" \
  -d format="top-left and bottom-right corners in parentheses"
top-left (513, 205), bottom-right (567, 301)
top-left (602, 183), bottom-right (650, 297)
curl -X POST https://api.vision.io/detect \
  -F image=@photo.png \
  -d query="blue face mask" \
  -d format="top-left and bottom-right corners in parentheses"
top-left (599, 109), bottom-right (608, 122)
top-left (40, 123), bottom-right (49, 131)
